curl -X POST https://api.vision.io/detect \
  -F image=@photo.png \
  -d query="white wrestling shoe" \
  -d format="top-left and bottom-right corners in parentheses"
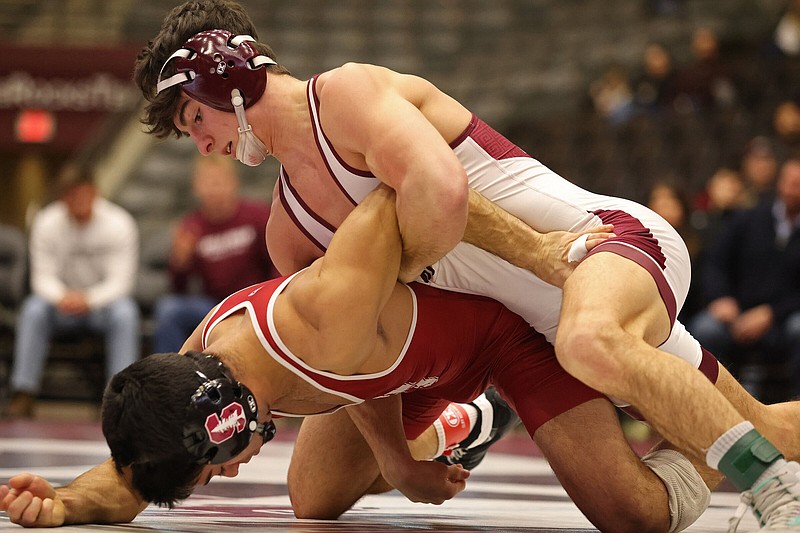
top-left (728, 461), bottom-right (800, 532)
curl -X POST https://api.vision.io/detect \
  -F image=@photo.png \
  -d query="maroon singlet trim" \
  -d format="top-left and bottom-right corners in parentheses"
top-left (449, 114), bottom-right (478, 148)
top-left (277, 168), bottom-right (330, 253)
top-left (307, 77), bottom-right (374, 207)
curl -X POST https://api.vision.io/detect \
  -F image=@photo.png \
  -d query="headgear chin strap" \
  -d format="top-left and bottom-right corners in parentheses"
top-left (232, 89), bottom-right (270, 166)
top-left (156, 29), bottom-right (276, 167)
top-left (182, 355), bottom-right (276, 465)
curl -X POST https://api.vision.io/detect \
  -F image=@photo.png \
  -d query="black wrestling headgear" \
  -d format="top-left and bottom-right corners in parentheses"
top-left (182, 354), bottom-right (276, 464)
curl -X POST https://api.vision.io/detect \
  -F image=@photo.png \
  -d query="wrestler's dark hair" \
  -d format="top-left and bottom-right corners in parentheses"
top-left (134, 0), bottom-right (291, 139)
top-left (101, 351), bottom-right (225, 507)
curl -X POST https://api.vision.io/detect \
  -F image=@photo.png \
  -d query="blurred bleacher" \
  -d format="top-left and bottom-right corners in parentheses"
top-left (1, 0), bottom-right (791, 200)
top-left (0, 0), bottom-right (795, 406)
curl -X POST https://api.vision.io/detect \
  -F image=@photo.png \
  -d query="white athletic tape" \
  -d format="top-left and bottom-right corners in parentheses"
top-left (642, 449), bottom-right (711, 533)
top-left (567, 233), bottom-right (590, 263)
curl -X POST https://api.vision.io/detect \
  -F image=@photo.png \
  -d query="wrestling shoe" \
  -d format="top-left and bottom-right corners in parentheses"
top-left (728, 461), bottom-right (800, 532)
top-left (436, 388), bottom-right (521, 471)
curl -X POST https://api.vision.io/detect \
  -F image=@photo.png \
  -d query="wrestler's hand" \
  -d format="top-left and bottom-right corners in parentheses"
top-left (382, 457), bottom-right (469, 505)
top-left (533, 224), bottom-right (615, 288)
top-left (0, 473), bottom-right (66, 527)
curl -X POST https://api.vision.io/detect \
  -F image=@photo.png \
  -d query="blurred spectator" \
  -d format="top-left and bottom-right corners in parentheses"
top-left (588, 64), bottom-right (635, 126)
top-left (646, 180), bottom-right (702, 320)
top-left (691, 167), bottom-right (747, 248)
top-left (764, 0), bottom-right (800, 98)
top-left (3, 164), bottom-right (140, 418)
top-left (773, 0), bottom-right (800, 58)
top-left (673, 26), bottom-right (737, 113)
top-left (151, 154), bottom-right (277, 354)
top-left (689, 158), bottom-right (800, 396)
top-left (773, 98), bottom-right (800, 153)
top-left (647, 0), bottom-right (684, 17)
top-left (740, 136), bottom-right (780, 207)
top-left (632, 42), bottom-right (678, 113)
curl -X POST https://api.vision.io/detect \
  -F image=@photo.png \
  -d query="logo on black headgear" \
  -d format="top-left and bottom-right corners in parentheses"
top-left (182, 354), bottom-right (275, 465)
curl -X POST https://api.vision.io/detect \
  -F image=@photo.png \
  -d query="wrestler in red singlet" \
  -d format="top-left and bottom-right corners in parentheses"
top-left (201, 275), bottom-right (602, 439)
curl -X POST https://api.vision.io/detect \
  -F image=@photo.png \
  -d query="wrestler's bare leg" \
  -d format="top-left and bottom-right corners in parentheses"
top-left (287, 416), bottom-right (448, 515)
top-left (713, 364), bottom-right (800, 461)
top-left (288, 410), bottom-right (390, 519)
top-left (534, 397), bottom-right (717, 533)
top-left (556, 252), bottom-right (744, 458)
top-left (288, 397), bottom-right (713, 532)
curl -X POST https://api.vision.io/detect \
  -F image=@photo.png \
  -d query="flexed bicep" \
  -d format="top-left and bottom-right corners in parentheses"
top-left (277, 186), bottom-right (403, 372)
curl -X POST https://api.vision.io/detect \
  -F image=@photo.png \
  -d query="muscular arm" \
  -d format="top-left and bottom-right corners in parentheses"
top-left (1, 459), bottom-right (146, 527)
top-left (57, 460), bottom-right (145, 524)
top-left (279, 185), bottom-right (403, 372)
top-left (347, 397), bottom-right (469, 505)
top-left (464, 189), bottom-right (614, 288)
top-left (319, 64), bottom-right (469, 283)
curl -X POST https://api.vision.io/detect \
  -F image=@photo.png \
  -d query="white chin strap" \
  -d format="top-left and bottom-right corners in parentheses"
top-left (231, 88), bottom-right (269, 166)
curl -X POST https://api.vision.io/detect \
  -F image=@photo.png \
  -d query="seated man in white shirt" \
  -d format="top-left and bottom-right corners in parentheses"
top-left (4, 163), bottom-right (141, 418)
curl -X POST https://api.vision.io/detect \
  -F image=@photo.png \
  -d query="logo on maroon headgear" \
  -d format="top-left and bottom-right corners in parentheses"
top-left (204, 401), bottom-right (247, 444)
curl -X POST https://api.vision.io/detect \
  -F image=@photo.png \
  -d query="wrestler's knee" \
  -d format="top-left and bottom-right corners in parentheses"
top-left (288, 479), bottom-right (347, 520)
top-left (586, 451), bottom-right (708, 533)
top-left (590, 505), bottom-right (668, 533)
top-left (554, 315), bottom-right (625, 385)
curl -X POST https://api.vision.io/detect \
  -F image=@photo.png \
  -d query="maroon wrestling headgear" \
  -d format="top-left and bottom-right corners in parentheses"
top-left (156, 29), bottom-right (276, 111)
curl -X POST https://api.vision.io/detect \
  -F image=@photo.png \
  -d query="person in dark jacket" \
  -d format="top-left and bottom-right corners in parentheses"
top-left (690, 157), bottom-right (800, 396)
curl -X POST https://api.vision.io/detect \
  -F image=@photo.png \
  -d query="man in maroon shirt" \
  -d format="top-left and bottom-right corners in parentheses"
top-left (152, 153), bottom-right (277, 353)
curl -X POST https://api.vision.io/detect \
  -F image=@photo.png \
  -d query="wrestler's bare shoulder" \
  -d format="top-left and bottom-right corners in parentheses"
top-left (317, 63), bottom-right (438, 104)
top-left (316, 63), bottom-right (471, 144)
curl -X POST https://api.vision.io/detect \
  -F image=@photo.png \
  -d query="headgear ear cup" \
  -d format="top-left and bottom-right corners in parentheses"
top-left (182, 355), bottom-right (276, 465)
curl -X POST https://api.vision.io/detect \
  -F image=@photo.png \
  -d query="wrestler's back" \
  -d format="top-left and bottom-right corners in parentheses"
top-left (267, 64), bottom-right (691, 344)
top-left (204, 277), bottom-right (538, 415)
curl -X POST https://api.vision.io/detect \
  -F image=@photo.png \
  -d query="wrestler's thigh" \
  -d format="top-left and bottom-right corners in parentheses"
top-left (533, 398), bottom-right (669, 532)
top-left (562, 251), bottom-right (670, 346)
top-left (288, 411), bottom-right (385, 519)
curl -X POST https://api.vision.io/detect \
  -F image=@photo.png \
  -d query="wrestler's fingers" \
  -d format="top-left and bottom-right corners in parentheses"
top-left (39, 497), bottom-right (64, 526)
top-left (585, 224), bottom-right (614, 234)
top-left (8, 472), bottom-right (43, 492)
top-left (584, 232), bottom-right (616, 250)
top-left (0, 486), bottom-right (14, 513)
top-left (20, 496), bottom-right (43, 526)
top-left (444, 464), bottom-right (469, 499)
top-left (5, 488), bottom-right (33, 522)
top-left (445, 464), bottom-right (470, 483)
top-left (8, 473), bottom-right (37, 492)
top-left (7, 474), bottom-right (56, 503)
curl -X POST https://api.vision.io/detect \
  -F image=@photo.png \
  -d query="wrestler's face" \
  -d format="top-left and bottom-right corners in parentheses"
top-left (174, 95), bottom-right (239, 159)
top-left (196, 429), bottom-right (265, 486)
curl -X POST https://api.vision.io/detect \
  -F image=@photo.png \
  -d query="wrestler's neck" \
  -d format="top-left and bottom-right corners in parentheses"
top-left (251, 74), bottom-right (310, 162)
top-left (208, 340), bottom-right (286, 411)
